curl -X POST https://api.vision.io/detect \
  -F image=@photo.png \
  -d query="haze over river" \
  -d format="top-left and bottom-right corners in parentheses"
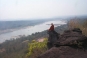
top-left (0, 20), bottom-right (66, 43)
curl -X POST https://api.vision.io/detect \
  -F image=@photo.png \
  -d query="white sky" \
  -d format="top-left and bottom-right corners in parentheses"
top-left (0, 0), bottom-right (87, 21)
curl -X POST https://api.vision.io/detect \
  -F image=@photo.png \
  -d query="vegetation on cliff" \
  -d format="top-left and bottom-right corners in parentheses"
top-left (26, 38), bottom-right (47, 58)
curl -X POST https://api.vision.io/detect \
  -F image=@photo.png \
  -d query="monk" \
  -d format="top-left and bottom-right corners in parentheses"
top-left (49, 23), bottom-right (54, 31)
top-left (47, 23), bottom-right (59, 49)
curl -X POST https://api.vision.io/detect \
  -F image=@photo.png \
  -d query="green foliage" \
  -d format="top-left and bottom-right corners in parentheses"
top-left (26, 38), bottom-right (48, 58)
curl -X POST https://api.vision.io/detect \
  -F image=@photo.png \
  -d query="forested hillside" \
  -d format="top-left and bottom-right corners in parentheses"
top-left (0, 20), bottom-right (47, 30)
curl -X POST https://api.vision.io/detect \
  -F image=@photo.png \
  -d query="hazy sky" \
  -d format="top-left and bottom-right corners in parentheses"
top-left (0, 0), bottom-right (87, 21)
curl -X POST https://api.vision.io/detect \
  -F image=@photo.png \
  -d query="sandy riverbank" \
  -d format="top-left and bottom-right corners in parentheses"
top-left (37, 38), bottom-right (45, 42)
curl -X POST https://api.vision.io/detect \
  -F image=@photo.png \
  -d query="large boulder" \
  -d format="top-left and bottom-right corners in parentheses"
top-left (38, 28), bottom-right (87, 58)
top-left (38, 46), bottom-right (87, 58)
top-left (55, 28), bottom-right (87, 47)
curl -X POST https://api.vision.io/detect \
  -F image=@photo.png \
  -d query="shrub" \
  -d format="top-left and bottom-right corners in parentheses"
top-left (26, 38), bottom-right (47, 58)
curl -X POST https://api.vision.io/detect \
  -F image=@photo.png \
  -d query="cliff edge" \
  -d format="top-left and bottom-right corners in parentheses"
top-left (38, 28), bottom-right (87, 58)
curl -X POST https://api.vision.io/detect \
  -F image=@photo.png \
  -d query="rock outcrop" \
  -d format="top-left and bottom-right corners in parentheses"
top-left (38, 28), bottom-right (87, 58)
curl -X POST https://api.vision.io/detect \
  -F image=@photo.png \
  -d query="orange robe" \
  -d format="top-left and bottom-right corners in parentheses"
top-left (49, 24), bottom-right (54, 31)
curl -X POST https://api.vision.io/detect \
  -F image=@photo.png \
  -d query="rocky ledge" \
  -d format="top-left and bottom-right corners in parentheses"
top-left (38, 28), bottom-right (87, 58)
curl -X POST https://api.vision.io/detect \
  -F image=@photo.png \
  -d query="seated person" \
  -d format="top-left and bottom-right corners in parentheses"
top-left (48, 23), bottom-right (54, 31)
top-left (47, 23), bottom-right (59, 49)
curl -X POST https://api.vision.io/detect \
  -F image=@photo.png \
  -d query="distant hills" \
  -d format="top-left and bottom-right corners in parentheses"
top-left (0, 20), bottom-right (48, 30)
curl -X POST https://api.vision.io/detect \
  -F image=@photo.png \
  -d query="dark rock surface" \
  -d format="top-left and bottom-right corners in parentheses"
top-left (55, 28), bottom-right (86, 46)
top-left (38, 46), bottom-right (87, 58)
top-left (38, 28), bottom-right (87, 58)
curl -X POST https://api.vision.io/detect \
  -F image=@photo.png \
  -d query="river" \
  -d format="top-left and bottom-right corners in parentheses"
top-left (0, 20), bottom-right (66, 43)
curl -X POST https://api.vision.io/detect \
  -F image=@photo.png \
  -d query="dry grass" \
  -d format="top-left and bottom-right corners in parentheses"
top-left (68, 19), bottom-right (87, 36)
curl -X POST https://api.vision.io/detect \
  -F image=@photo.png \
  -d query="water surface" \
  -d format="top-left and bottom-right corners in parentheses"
top-left (0, 20), bottom-right (66, 43)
